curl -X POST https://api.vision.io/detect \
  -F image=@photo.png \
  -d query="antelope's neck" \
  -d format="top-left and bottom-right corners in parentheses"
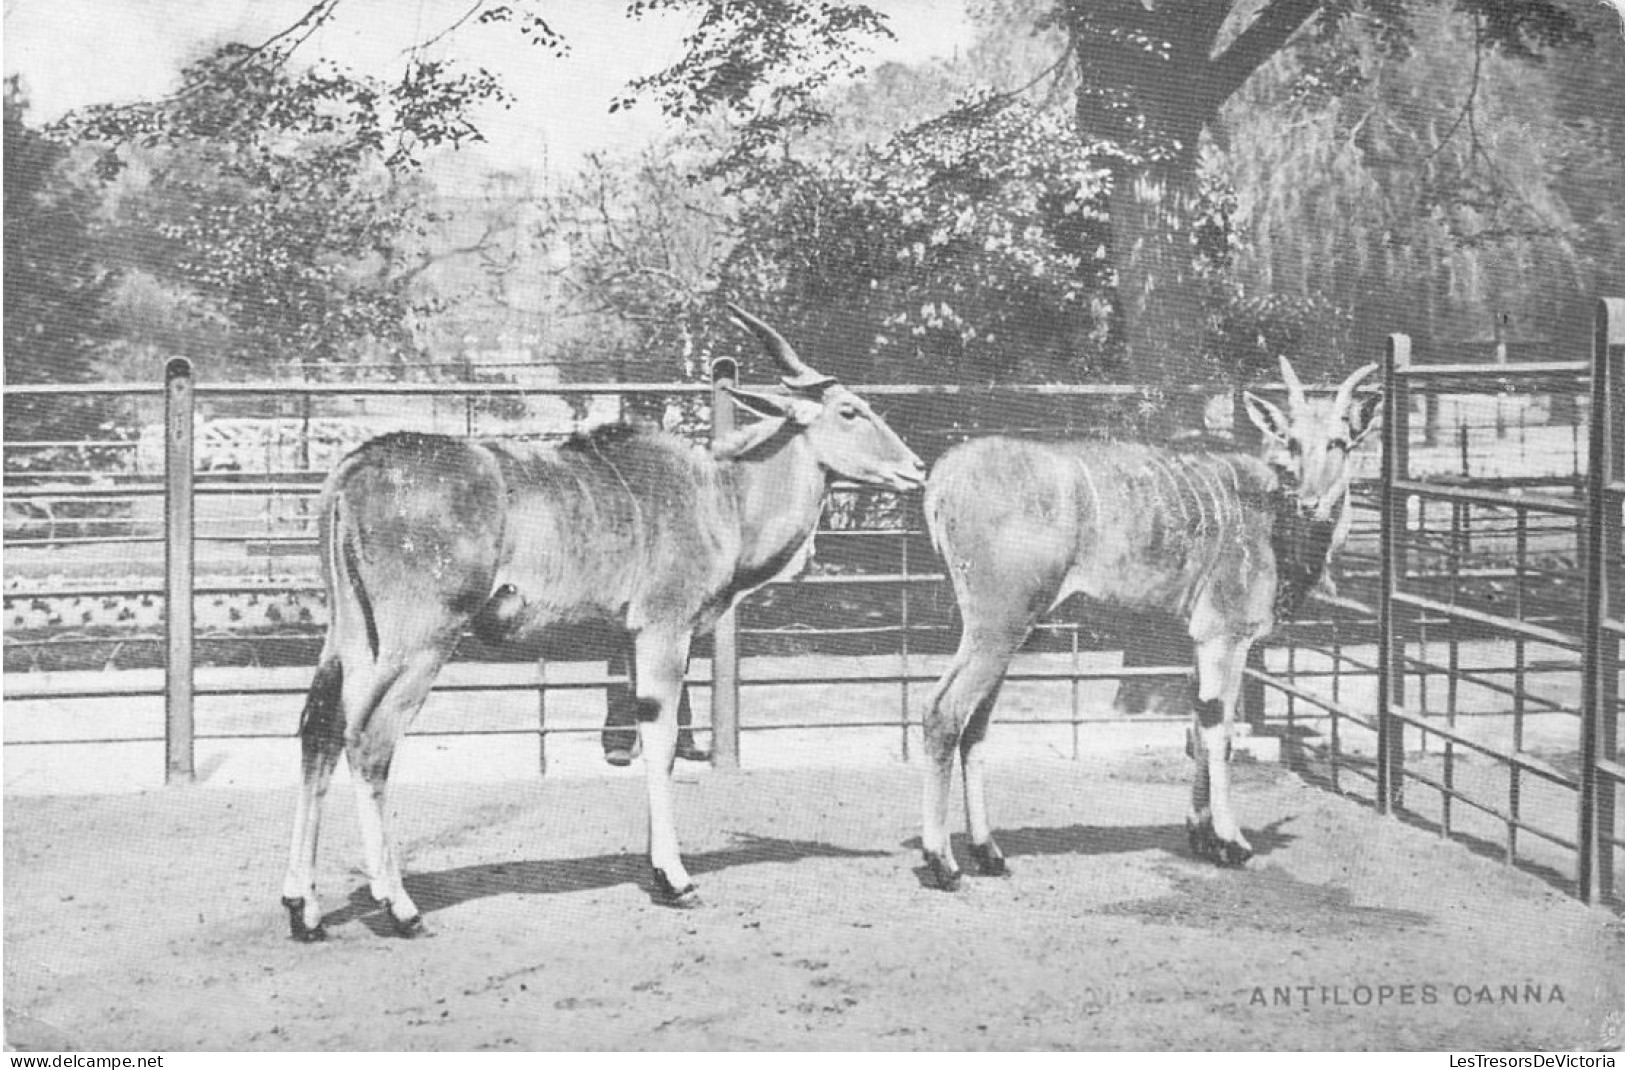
top-left (730, 434), bottom-right (828, 580)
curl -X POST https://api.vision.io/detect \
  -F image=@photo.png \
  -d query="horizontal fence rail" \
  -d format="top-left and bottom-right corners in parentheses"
top-left (8, 368), bottom-right (1236, 779)
top-left (1239, 299), bottom-right (1620, 904)
top-left (5, 305), bottom-right (1621, 904)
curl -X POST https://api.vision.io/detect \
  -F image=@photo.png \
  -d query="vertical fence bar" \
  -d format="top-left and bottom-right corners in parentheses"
top-left (536, 660), bottom-right (548, 777)
top-left (1070, 624), bottom-right (1081, 761)
top-left (1579, 298), bottom-right (1624, 902)
top-left (164, 357), bottom-right (195, 784)
top-left (710, 358), bottom-right (742, 770)
top-left (899, 533), bottom-right (912, 762)
top-left (1511, 507), bottom-right (1527, 866)
top-left (1377, 334), bottom-right (1411, 813)
top-left (1602, 302), bottom-right (1624, 903)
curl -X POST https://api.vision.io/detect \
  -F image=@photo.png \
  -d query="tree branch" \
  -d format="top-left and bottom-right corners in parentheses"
top-left (404, 0), bottom-right (490, 57)
top-left (1207, 0), bottom-right (1322, 109)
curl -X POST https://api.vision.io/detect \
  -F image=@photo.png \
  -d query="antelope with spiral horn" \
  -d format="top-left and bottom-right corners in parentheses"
top-left (918, 358), bottom-right (1381, 890)
top-left (280, 305), bottom-right (926, 940)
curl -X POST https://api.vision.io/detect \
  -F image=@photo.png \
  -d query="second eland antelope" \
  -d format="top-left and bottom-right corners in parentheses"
top-left (917, 358), bottom-right (1382, 890)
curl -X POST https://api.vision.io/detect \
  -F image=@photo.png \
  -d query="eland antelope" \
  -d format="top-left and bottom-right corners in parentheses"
top-left (280, 306), bottom-right (926, 940)
top-left (918, 358), bottom-right (1381, 890)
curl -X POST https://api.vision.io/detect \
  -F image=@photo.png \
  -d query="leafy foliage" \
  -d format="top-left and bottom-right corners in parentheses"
top-left (74, 45), bottom-right (486, 373)
top-left (3, 79), bottom-right (118, 441)
top-left (613, 0), bottom-right (1593, 388)
top-left (1221, 2), bottom-right (1608, 363)
top-left (52, 0), bottom-right (554, 377)
top-left (721, 94), bottom-right (1125, 383)
top-left (616, 0), bottom-right (891, 162)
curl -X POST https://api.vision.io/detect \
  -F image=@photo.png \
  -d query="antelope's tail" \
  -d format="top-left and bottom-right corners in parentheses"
top-left (321, 479), bottom-right (380, 662)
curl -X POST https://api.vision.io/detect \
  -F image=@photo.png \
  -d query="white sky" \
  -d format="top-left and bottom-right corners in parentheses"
top-left (2, 0), bottom-right (973, 173)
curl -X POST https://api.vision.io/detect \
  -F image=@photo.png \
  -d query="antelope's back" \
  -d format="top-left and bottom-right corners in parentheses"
top-left (324, 431), bottom-right (509, 617)
top-left (927, 437), bottom-right (1279, 617)
top-left (481, 425), bottom-right (741, 629)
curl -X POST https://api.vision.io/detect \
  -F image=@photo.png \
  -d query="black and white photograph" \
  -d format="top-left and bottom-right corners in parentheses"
top-left (3, 0), bottom-right (1623, 1053)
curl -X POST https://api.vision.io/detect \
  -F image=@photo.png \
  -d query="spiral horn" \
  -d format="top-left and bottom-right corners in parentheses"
top-left (1333, 362), bottom-right (1379, 417)
top-left (726, 304), bottom-right (837, 394)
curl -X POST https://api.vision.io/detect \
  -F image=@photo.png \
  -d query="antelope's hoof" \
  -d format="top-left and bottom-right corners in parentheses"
top-left (652, 871), bottom-right (701, 909)
top-left (282, 896), bottom-right (327, 943)
top-left (968, 842), bottom-right (1008, 878)
top-left (923, 851), bottom-right (962, 892)
top-left (377, 900), bottom-right (431, 939)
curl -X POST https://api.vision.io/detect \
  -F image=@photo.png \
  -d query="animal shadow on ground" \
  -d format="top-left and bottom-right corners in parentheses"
top-left (323, 834), bottom-right (891, 935)
top-left (902, 819), bottom-right (1298, 889)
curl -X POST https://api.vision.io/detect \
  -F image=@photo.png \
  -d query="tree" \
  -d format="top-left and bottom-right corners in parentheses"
top-left (618, 0), bottom-right (1590, 388)
top-left (79, 46), bottom-right (472, 376)
top-left (58, 0), bottom-right (553, 378)
top-left (1222, 2), bottom-right (1599, 364)
top-left (537, 144), bottom-right (732, 381)
top-left (3, 78), bottom-right (117, 443)
top-left (1546, 0), bottom-right (1625, 351)
top-left (69, 0), bottom-right (1595, 382)
top-left (718, 95), bottom-right (1119, 385)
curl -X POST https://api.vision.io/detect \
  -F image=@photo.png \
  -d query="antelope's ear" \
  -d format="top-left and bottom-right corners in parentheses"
top-left (1347, 389), bottom-right (1383, 446)
top-left (1243, 391), bottom-right (1291, 442)
top-left (724, 386), bottom-right (821, 426)
top-left (716, 417), bottom-right (787, 459)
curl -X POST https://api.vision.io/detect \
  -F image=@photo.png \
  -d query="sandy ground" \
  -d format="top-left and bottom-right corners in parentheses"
top-left (5, 752), bottom-right (1622, 1052)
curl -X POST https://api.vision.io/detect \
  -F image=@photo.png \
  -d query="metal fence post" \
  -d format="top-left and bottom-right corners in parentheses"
top-left (164, 357), bottom-right (195, 783)
top-left (1579, 297), bottom-right (1624, 903)
top-left (710, 357), bottom-right (742, 770)
top-left (1377, 334), bottom-right (1411, 814)
top-left (898, 533), bottom-right (912, 762)
top-left (536, 659), bottom-right (548, 778)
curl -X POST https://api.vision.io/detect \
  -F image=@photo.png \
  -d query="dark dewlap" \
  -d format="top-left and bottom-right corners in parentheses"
top-left (1268, 492), bottom-right (1339, 620)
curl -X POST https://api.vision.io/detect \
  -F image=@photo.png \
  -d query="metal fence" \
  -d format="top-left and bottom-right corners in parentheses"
top-left (5, 305), bottom-right (1620, 904)
top-left (1253, 299), bottom-right (1622, 904)
top-left (4, 367), bottom-right (1223, 782)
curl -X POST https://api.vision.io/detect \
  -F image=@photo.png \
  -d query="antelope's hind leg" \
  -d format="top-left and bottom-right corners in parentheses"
top-left (1186, 635), bottom-right (1256, 867)
top-left (282, 639), bottom-right (399, 941)
top-left (282, 657), bottom-right (346, 941)
top-left (921, 637), bottom-right (1020, 891)
top-left (347, 647), bottom-right (454, 938)
top-left (960, 681), bottom-right (1009, 878)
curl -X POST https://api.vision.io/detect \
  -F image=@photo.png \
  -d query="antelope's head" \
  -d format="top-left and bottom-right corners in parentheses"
top-left (720, 305), bottom-right (926, 492)
top-left (1243, 357), bottom-right (1382, 522)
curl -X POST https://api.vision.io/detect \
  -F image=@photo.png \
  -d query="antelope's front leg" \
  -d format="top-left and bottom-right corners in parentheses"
top-left (1187, 637), bottom-right (1254, 867)
top-left (635, 629), bottom-right (699, 907)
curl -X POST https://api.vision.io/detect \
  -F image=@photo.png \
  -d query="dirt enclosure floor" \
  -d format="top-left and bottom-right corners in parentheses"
top-left (5, 753), bottom-right (1624, 1051)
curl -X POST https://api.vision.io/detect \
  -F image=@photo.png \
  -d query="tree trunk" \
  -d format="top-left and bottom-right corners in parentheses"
top-left (1062, 1), bottom-right (1324, 716)
top-left (1074, 12), bottom-right (1220, 716)
top-left (1105, 149), bottom-right (1214, 434)
top-left (1102, 148), bottom-right (1218, 718)
top-left (1108, 155), bottom-right (1207, 385)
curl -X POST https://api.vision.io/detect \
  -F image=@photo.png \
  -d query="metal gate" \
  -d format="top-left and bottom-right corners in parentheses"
top-left (1255, 299), bottom-right (1622, 904)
